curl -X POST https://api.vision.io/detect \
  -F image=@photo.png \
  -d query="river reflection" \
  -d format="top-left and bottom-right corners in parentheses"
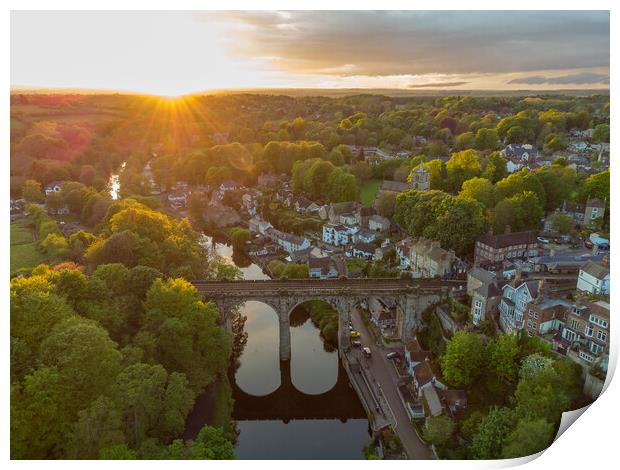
top-left (185, 234), bottom-right (370, 459)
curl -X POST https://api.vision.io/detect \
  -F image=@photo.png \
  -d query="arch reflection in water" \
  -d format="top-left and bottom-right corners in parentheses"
top-left (289, 304), bottom-right (338, 395)
top-left (234, 301), bottom-right (281, 396)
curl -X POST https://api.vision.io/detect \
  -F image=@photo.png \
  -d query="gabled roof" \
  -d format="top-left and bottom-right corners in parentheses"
top-left (580, 261), bottom-right (610, 280)
top-left (380, 180), bottom-right (410, 193)
top-left (477, 230), bottom-right (537, 249)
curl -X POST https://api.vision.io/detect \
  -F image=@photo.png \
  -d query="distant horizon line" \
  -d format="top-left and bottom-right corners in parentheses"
top-left (10, 85), bottom-right (610, 97)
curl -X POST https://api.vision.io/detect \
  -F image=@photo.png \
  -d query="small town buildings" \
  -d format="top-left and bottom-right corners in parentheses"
top-left (308, 256), bottom-right (340, 279)
top-left (248, 218), bottom-right (273, 236)
top-left (467, 267), bottom-right (502, 325)
top-left (266, 228), bottom-right (311, 253)
top-left (404, 339), bottom-right (433, 376)
top-left (168, 191), bottom-right (188, 209)
top-left (44, 181), bottom-right (63, 195)
top-left (203, 204), bottom-right (242, 228)
top-left (547, 197), bottom-right (606, 230)
top-left (219, 180), bottom-right (238, 193)
top-left (347, 241), bottom-right (375, 259)
top-left (368, 297), bottom-right (395, 329)
top-left (531, 253), bottom-right (606, 274)
top-left (325, 201), bottom-right (362, 224)
top-left (373, 239), bottom-right (394, 261)
top-left (560, 300), bottom-right (610, 368)
top-left (396, 238), bottom-right (416, 268)
top-left (498, 279), bottom-right (541, 333)
top-left (379, 180), bottom-right (410, 193)
top-left (474, 229), bottom-right (538, 265)
top-left (355, 228), bottom-right (376, 244)
top-left (523, 297), bottom-right (570, 337)
top-left (322, 223), bottom-right (359, 247)
top-left (501, 144), bottom-right (539, 173)
top-left (409, 239), bottom-right (457, 278)
top-left (577, 260), bottom-right (610, 295)
top-left (368, 214), bottom-right (391, 233)
top-left (257, 173), bottom-right (280, 188)
top-left (584, 197), bottom-right (606, 224)
top-left (355, 206), bottom-right (376, 228)
top-left (295, 197), bottom-right (320, 214)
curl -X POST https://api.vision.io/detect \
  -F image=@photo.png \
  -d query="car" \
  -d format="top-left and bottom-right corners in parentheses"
top-left (598, 243), bottom-right (610, 251)
top-left (363, 347), bottom-right (372, 358)
top-left (352, 340), bottom-right (362, 348)
top-left (386, 351), bottom-right (399, 360)
top-left (584, 240), bottom-right (594, 249)
top-left (537, 237), bottom-right (550, 244)
top-left (350, 331), bottom-right (361, 338)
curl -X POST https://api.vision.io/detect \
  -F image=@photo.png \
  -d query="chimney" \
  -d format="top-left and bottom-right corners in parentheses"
top-left (602, 255), bottom-right (609, 268)
top-left (504, 225), bottom-right (512, 235)
top-left (536, 279), bottom-right (546, 303)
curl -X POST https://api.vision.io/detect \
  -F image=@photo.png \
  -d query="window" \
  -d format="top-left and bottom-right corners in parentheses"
top-left (579, 351), bottom-right (594, 363)
top-left (589, 315), bottom-right (608, 328)
top-left (590, 343), bottom-right (603, 355)
top-left (570, 319), bottom-right (579, 330)
top-left (529, 309), bottom-right (539, 320)
top-left (597, 331), bottom-right (607, 343)
top-left (585, 325), bottom-right (594, 337)
top-left (564, 329), bottom-right (576, 342)
top-left (527, 319), bottom-right (537, 330)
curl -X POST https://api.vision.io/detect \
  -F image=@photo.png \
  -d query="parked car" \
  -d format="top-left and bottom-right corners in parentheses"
top-left (584, 239), bottom-right (594, 249)
top-left (386, 351), bottom-right (399, 360)
top-left (537, 237), bottom-right (550, 244)
top-left (350, 331), bottom-right (361, 338)
top-left (352, 340), bottom-right (362, 348)
top-left (363, 347), bottom-right (372, 358)
top-left (598, 243), bottom-right (610, 251)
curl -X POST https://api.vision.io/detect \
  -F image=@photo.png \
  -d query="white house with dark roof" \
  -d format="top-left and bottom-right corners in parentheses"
top-left (577, 260), bottom-right (610, 295)
top-left (322, 223), bottom-right (359, 247)
top-left (498, 279), bottom-right (541, 333)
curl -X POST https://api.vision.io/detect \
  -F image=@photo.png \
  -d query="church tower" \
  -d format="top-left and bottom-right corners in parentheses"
top-left (411, 163), bottom-right (430, 190)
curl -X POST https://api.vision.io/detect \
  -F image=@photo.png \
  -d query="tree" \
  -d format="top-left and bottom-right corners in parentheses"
top-left (374, 191), bottom-right (397, 218)
top-left (487, 334), bottom-right (520, 382)
top-left (22, 179), bottom-right (45, 203)
top-left (446, 149), bottom-right (481, 192)
top-left (455, 132), bottom-right (475, 150)
top-left (423, 415), bottom-right (455, 447)
top-left (580, 170), bottom-right (609, 203)
top-left (519, 353), bottom-right (554, 381)
top-left (440, 331), bottom-right (485, 387)
top-left (470, 407), bottom-right (515, 459)
top-left (514, 368), bottom-right (572, 423)
top-left (424, 196), bottom-right (487, 255)
top-left (79, 165), bottom-right (97, 186)
top-left (350, 161), bottom-right (372, 182)
top-left (230, 227), bottom-right (250, 251)
top-left (549, 213), bottom-right (574, 235)
top-left (458, 177), bottom-right (495, 208)
top-left (501, 419), bottom-right (555, 459)
top-left (481, 152), bottom-right (508, 183)
top-left (475, 128), bottom-right (499, 151)
top-left (592, 124), bottom-right (610, 143)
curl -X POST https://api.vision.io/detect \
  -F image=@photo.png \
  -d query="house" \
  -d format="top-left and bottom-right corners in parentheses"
top-left (368, 214), bottom-right (391, 233)
top-left (584, 197), bottom-right (605, 224)
top-left (404, 340), bottom-right (433, 376)
top-left (327, 201), bottom-right (362, 224)
top-left (498, 279), bottom-right (541, 333)
top-left (396, 238), bottom-right (416, 268)
top-left (295, 197), bottom-right (320, 214)
top-left (379, 180), bottom-right (410, 193)
top-left (467, 267), bottom-right (502, 325)
top-left (577, 260), bottom-right (610, 295)
top-left (474, 229), bottom-right (538, 265)
top-left (355, 206), bottom-right (376, 228)
top-left (203, 204), bottom-right (241, 228)
top-left (266, 228), bottom-right (311, 253)
top-left (44, 181), bottom-right (63, 195)
top-left (355, 228), bottom-right (376, 244)
top-left (322, 223), bottom-right (359, 247)
top-left (531, 253), bottom-right (606, 275)
top-left (368, 297), bottom-right (395, 329)
top-left (219, 180), bottom-right (238, 192)
top-left (168, 191), bottom-right (188, 209)
top-left (308, 256), bottom-right (340, 279)
top-left (409, 239), bottom-right (457, 278)
top-left (523, 298), bottom-right (570, 337)
top-left (248, 218), bottom-right (273, 236)
top-left (48, 204), bottom-right (70, 216)
top-left (347, 241), bottom-right (375, 259)
top-left (501, 144), bottom-right (539, 173)
top-left (560, 300), bottom-right (610, 368)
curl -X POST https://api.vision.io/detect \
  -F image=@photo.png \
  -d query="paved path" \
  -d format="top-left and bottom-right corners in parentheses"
top-left (350, 307), bottom-right (434, 460)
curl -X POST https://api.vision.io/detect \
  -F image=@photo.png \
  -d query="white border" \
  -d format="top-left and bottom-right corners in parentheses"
top-left (3, 1), bottom-right (617, 468)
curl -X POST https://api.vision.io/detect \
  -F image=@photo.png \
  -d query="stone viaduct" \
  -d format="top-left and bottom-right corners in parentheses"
top-left (192, 278), bottom-right (466, 361)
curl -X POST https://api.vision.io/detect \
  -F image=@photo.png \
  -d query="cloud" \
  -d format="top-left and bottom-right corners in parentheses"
top-left (407, 81), bottom-right (470, 89)
top-left (508, 72), bottom-right (610, 85)
top-left (199, 11), bottom-right (610, 76)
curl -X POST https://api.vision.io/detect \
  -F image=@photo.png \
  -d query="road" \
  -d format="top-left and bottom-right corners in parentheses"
top-left (350, 307), bottom-right (434, 460)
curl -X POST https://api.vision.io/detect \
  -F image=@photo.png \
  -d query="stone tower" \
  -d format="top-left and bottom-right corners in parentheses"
top-left (411, 163), bottom-right (430, 190)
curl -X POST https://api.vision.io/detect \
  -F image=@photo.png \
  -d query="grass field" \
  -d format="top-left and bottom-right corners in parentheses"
top-left (11, 219), bottom-right (45, 274)
top-left (360, 179), bottom-right (381, 207)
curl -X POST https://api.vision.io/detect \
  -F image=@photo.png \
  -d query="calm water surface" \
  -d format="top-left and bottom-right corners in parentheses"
top-left (186, 236), bottom-right (370, 459)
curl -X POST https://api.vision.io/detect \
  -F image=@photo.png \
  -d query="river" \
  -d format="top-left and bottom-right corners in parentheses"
top-left (108, 162), bottom-right (126, 200)
top-left (186, 235), bottom-right (370, 459)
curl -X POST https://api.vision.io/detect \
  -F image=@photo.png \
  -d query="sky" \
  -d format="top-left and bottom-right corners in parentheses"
top-left (11, 10), bottom-right (610, 95)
